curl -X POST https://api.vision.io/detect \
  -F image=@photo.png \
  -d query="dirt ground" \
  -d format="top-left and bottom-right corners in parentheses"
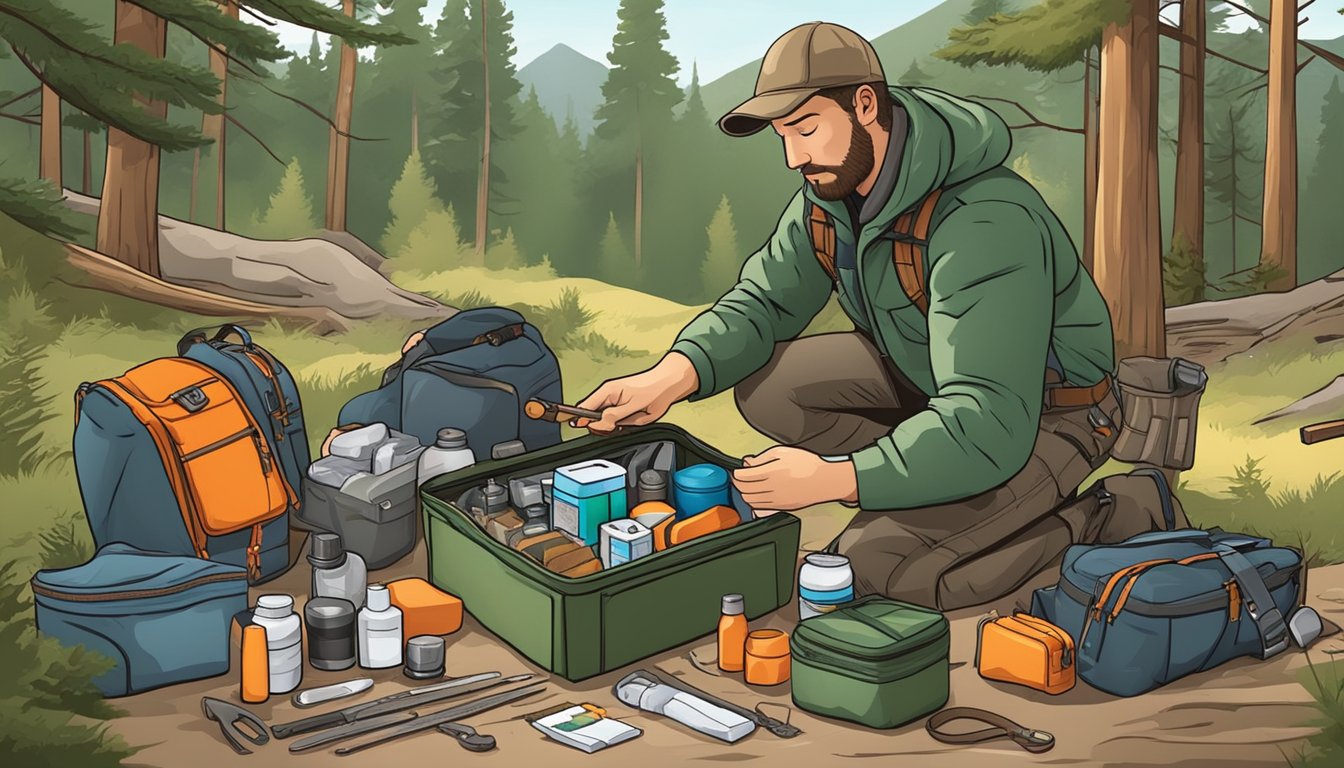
top-left (111, 522), bottom-right (1344, 768)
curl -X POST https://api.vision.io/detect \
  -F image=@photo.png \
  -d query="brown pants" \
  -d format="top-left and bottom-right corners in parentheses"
top-left (735, 332), bottom-right (1120, 611)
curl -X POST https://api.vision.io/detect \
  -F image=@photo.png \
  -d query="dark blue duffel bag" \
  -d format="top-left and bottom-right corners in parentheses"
top-left (337, 307), bottom-right (563, 461)
top-left (1032, 529), bottom-right (1301, 697)
top-left (32, 543), bottom-right (248, 697)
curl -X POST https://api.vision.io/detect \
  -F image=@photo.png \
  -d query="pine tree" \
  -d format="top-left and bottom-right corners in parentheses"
top-left (700, 195), bottom-right (741, 300)
top-left (285, 33), bottom-right (333, 109)
top-left (1163, 235), bottom-right (1207, 306)
top-left (1205, 101), bottom-right (1263, 283)
top-left (963, 0), bottom-right (1017, 26)
top-left (1302, 77), bottom-right (1344, 282)
top-left (249, 158), bottom-right (318, 239)
top-left (597, 212), bottom-right (632, 285)
top-left (900, 58), bottom-right (932, 86)
top-left (682, 61), bottom-right (709, 128)
top-left (487, 227), bottom-right (523, 269)
top-left (590, 0), bottom-right (683, 272)
top-left (397, 204), bottom-right (471, 272)
top-left (423, 0), bottom-right (524, 245)
top-left (381, 150), bottom-right (442, 259)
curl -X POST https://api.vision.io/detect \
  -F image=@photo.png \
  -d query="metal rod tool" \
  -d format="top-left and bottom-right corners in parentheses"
top-left (271, 671), bottom-right (512, 739)
top-left (333, 683), bottom-right (546, 756)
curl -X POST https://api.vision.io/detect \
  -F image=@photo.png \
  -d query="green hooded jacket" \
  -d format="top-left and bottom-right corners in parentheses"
top-left (670, 87), bottom-right (1116, 510)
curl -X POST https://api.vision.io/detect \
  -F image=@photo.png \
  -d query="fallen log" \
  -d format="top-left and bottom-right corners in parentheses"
top-left (62, 242), bottom-right (349, 334)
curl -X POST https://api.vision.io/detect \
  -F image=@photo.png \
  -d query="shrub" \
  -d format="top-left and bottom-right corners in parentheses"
top-left (396, 206), bottom-right (476, 274)
top-left (245, 158), bottom-right (319, 240)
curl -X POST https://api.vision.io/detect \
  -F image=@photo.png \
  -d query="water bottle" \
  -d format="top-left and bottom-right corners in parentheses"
top-left (417, 428), bottom-right (476, 487)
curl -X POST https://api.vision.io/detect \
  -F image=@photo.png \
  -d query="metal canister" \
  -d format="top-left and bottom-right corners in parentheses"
top-left (637, 469), bottom-right (668, 504)
top-left (304, 597), bottom-right (356, 671)
top-left (798, 553), bottom-right (855, 620)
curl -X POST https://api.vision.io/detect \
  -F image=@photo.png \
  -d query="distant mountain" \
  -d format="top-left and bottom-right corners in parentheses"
top-left (517, 43), bottom-right (609, 139)
top-left (700, 0), bottom-right (978, 118)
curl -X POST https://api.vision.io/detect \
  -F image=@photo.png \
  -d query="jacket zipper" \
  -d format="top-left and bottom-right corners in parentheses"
top-left (31, 571), bottom-right (246, 602)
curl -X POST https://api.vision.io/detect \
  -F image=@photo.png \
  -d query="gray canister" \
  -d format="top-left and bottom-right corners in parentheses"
top-left (637, 470), bottom-right (667, 503)
top-left (304, 597), bottom-right (357, 671)
top-left (404, 635), bottom-right (446, 679)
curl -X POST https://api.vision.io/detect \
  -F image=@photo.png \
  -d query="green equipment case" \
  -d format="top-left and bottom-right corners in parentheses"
top-left (421, 425), bottom-right (801, 682)
top-left (790, 596), bottom-right (950, 728)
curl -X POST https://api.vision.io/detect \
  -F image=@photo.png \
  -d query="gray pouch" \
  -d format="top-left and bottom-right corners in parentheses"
top-left (1111, 356), bottom-right (1208, 470)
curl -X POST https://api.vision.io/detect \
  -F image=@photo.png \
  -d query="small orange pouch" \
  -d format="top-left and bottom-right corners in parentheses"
top-left (975, 611), bottom-right (1075, 695)
top-left (387, 578), bottom-right (464, 637)
top-left (657, 505), bottom-right (740, 550)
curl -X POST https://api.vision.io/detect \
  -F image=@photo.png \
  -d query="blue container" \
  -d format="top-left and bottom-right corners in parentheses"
top-left (672, 464), bottom-right (730, 520)
top-left (552, 459), bottom-right (628, 545)
top-left (32, 543), bottom-right (249, 697)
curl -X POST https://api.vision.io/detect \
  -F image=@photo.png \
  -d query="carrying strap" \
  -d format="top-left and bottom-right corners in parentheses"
top-left (382, 323), bottom-right (528, 388)
top-left (805, 188), bottom-right (942, 312)
top-left (804, 190), bottom-right (1111, 410)
top-left (1130, 467), bottom-right (1178, 531)
top-left (926, 707), bottom-right (1054, 754)
top-left (1214, 544), bottom-right (1290, 659)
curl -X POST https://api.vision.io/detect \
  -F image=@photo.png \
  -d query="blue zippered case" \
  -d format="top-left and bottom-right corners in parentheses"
top-left (32, 543), bottom-right (249, 697)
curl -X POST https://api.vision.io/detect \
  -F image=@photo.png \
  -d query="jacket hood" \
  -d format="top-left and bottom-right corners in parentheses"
top-left (806, 86), bottom-right (1012, 235)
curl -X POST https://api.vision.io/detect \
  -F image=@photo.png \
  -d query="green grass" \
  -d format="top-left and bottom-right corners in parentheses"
top-left (1292, 657), bottom-right (1344, 767)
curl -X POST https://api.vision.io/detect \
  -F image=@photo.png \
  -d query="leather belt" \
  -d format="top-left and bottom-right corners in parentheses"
top-left (926, 707), bottom-right (1055, 753)
top-left (1045, 373), bottom-right (1113, 410)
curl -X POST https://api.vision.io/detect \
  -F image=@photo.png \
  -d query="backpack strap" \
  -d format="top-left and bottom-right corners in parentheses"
top-left (889, 187), bottom-right (944, 315)
top-left (805, 200), bottom-right (837, 281)
top-left (1213, 544), bottom-right (1291, 659)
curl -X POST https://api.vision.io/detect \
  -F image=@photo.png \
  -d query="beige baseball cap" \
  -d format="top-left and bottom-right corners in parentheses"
top-left (719, 22), bottom-right (886, 137)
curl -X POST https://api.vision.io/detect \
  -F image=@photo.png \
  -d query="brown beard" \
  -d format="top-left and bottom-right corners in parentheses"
top-left (801, 116), bottom-right (875, 201)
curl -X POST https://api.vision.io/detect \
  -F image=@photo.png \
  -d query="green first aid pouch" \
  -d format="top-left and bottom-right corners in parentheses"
top-left (790, 596), bottom-right (950, 729)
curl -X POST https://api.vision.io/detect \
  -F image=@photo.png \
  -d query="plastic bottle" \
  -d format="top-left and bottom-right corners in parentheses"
top-left (717, 594), bottom-right (748, 673)
top-left (417, 427), bottom-right (476, 487)
top-left (309, 532), bottom-right (368, 609)
top-left (240, 624), bottom-right (270, 703)
top-left (798, 553), bottom-right (855, 620)
top-left (252, 594), bottom-right (303, 694)
top-left (358, 584), bottom-right (404, 669)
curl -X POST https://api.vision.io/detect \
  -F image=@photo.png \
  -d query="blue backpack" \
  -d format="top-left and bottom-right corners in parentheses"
top-left (74, 326), bottom-right (307, 583)
top-left (1031, 528), bottom-right (1302, 697)
top-left (337, 307), bottom-right (563, 461)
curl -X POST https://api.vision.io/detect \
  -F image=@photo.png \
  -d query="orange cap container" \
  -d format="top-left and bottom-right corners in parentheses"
top-left (744, 629), bottom-right (791, 686)
top-left (240, 624), bottom-right (270, 704)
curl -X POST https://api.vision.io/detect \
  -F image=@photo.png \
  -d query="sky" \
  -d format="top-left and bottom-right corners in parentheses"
top-left (262, 1), bottom-right (1344, 86)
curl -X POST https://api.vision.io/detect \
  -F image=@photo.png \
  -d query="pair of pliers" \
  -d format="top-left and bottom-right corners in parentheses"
top-left (201, 697), bottom-right (271, 755)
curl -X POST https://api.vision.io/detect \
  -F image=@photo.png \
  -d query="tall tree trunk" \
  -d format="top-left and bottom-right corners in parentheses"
top-left (326, 0), bottom-right (357, 232)
top-left (189, 148), bottom-right (200, 221)
top-left (199, 0), bottom-right (236, 230)
top-left (1172, 0), bottom-right (1205, 266)
top-left (634, 144), bottom-right (643, 269)
top-left (40, 84), bottom-right (61, 186)
top-left (474, 0), bottom-right (491, 260)
top-left (1094, 1), bottom-right (1164, 360)
top-left (1230, 106), bottom-right (1239, 274)
top-left (81, 128), bottom-right (91, 194)
top-left (1260, 0), bottom-right (1297, 290)
top-left (1082, 49), bottom-right (1098, 273)
top-left (96, 1), bottom-right (167, 276)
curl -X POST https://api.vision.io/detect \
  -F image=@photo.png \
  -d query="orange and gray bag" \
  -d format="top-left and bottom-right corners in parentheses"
top-left (1110, 356), bottom-right (1208, 470)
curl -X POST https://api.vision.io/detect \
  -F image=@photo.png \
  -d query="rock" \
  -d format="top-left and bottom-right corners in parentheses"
top-left (1255, 376), bottom-right (1344, 426)
top-left (1165, 269), bottom-right (1344, 367)
top-left (61, 190), bottom-right (452, 327)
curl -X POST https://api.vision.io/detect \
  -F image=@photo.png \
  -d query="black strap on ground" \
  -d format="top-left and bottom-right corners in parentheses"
top-left (925, 707), bottom-right (1055, 754)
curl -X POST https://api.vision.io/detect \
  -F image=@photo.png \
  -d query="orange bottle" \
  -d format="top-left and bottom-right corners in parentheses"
top-left (240, 624), bottom-right (270, 704)
top-left (717, 594), bottom-right (748, 673)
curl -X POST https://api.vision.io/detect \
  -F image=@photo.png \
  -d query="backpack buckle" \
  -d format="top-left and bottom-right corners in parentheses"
top-left (171, 386), bottom-right (209, 413)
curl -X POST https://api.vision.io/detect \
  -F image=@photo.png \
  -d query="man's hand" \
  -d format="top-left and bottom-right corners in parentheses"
top-left (572, 352), bottom-right (700, 434)
top-left (732, 446), bottom-right (859, 513)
